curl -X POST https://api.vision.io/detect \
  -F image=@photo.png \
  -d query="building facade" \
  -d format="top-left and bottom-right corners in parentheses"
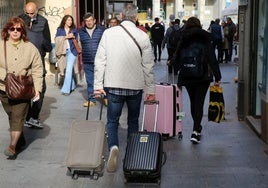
top-left (237, 0), bottom-right (268, 143)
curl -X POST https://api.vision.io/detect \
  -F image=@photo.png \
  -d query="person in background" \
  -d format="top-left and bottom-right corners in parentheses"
top-left (145, 22), bottom-right (151, 32)
top-left (78, 12), bottom-right (104, 107)
top-left (151, 17), bottom-right (165, 61)
top-left (221, 20), bottom-right (229, 63)
top-left (209, 18), bottom-right (223, 63)
top-left (94, 3), bottom-right (155, 172)
top-left (226, 17), bottom-right (236, 62)
top-left (136, 20), bottom-right (147, 33)
top-left (109, 17), bottom-right (119, 27)
top-left (55, 15), bottom-right (79, 96)
top-left (162, 18), bottom-right (181, 74)
top-left (170, 17), bottom-right (221, 144)
top-left (19, 2), bottom-right (52, 129)
top-left (145, 22), bottom-right (152, 45)
top-left (0, 17), bottom-right (43, 159)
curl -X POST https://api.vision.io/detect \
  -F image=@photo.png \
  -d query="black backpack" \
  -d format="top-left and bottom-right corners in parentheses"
top-left (179, 42), bottom-right (206, 78)
top-left (168, 26), bottom-right (181, 50)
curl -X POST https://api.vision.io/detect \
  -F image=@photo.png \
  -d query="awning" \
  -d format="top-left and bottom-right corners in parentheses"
top-left (222, 0), bottom-right (238, 16)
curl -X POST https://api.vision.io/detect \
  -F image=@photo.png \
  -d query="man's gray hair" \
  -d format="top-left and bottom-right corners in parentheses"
top-left (83, 12), bottom-right (95, 20)
top-left (122, 3), bottom-right (137, 21)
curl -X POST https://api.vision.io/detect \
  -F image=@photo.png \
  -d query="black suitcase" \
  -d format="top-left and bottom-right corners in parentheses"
top-left (123, 101), bottom-right (165, 184)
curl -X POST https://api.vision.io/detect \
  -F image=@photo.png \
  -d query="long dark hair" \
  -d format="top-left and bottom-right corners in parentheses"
top-left (184, 17), bottom-right (202, 30)
top-left (58, 15), bottom-right (76, 30)
top-left (1, 17), bottom-right (29, 41)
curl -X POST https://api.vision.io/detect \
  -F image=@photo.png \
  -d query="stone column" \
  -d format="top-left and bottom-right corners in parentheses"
top-left (153, 0), bottom-right (161, 19)
top-left (198, 0), bottom-right (206, 22)
top-left (174, 0), bottom-right (184, 19)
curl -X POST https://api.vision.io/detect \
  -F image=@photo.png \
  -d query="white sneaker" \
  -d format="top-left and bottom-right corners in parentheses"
top-left (27, 118), bottom-right (43, 129)
top-left (24, 121), bottom-right (32, 128)
top-left (107, 146), bottom-right (119, 172)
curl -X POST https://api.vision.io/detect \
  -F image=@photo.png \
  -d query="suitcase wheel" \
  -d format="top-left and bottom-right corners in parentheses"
top-left (162, 133), bottom-right (169, 141)
top-left (178, 132), bottom-right (183, 140)
top-left (93, 173), bottom-right (99, 180)
top-left (72, 172), bottom-right (79, 180)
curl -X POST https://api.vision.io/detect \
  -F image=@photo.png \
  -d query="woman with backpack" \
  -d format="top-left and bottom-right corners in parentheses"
top-left (170, 17), bottom-right (222, 144)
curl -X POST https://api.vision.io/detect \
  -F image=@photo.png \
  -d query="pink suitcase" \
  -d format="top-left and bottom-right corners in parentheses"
top-left (144, 83), bottom-right (183, 140)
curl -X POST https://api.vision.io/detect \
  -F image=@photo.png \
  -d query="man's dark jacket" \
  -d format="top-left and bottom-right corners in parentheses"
top-left (19, 13), bottom-right (52, 58)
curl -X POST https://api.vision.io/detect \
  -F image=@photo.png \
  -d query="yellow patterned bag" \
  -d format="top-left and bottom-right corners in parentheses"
top-left (208, 85), bottom-right (225, 123)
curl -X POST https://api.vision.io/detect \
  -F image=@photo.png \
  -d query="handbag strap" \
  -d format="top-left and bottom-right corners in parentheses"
top-left (119, 24), bottom-right (142, 57)
top-left (4, 41), bottom-right (8, 72)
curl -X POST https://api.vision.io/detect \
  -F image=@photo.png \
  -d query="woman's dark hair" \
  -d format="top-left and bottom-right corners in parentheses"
top-left (1, 17), bottom-right (28, 41)
top-left (184, 17), bottom-right (202, 30)
top-left (58, 15), bottom-right (76, 30)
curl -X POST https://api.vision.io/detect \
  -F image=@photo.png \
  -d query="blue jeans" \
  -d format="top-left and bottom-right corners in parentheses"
top-left (83, 63), bottom-right (95, 102)
top-left (61, 49), bottom-right (76, 94)
top-left (106, 91), bottom-right (142, 149)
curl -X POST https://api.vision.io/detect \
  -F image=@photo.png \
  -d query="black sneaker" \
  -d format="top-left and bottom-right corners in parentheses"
top-left (190, 131), bottom-right (200, 144)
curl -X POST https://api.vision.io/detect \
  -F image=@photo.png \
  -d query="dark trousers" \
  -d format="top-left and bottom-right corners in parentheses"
top-left (26, 57), bottom-right (47, 121)
top-left (227, 39), bottom-right (233, 61)
top-left (26, 76), bottom-right (46, 120)
top-left (167, 48), bottom-right (176, 74)
top-left (213, 39), bottom-right (223, 62)
top-left (221, 49), bottom-right (229, 61)
top-left (153, 41), bottom-right (162, 60)
top-left (185, 82), bottom-right (210, 132)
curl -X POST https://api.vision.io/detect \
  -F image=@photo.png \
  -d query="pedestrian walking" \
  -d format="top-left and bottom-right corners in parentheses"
top-left (226, 17), bottom-right (236, 61)
top-left (19, 2), bottom-right (52, 129)
top-left (151, 17), bottom-right (165, 61)
top-left (0, 17), bottom-right (43, 159)
top-left (55, 15), bottom-right (79, 96)
top-left (170, 17), bottom-right (222, 144)
top-left (209, 18), bottom-right (223, 63)
top-left (109, 17), bottom-right (119, 27)
top-left (221, 20), bottom-right (229, 63)
top-left (78, 12), bottom-right (104, 107)
top-left (162, 18), bottom-right (181, 74)
top-left (94, 3), bottom-right (155, 172)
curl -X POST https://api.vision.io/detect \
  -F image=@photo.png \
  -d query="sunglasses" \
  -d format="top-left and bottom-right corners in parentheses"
top-left (26, 12), bottom-right (35, 15)
top-left (9, 27), bottom-right (22, 32)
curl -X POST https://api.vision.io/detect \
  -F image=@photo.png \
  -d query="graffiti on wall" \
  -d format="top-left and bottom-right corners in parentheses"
top-left (38, 6), bottom-right (68, 24)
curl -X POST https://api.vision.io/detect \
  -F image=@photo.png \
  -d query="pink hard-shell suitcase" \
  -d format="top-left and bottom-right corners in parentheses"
top-left (144, 83), bottom-right (183, 140)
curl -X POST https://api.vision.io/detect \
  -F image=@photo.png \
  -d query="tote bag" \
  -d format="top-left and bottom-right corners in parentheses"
top-left (208, 85), bottom-right (225, 123)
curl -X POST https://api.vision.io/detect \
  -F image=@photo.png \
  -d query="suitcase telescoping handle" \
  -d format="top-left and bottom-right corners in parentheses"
top-left (141, 100), bottom-right (159, 132)
top-left (86, 94), bottom-right (104, 120)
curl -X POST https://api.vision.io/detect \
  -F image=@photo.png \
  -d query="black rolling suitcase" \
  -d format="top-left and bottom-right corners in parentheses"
top-left (123, 101), bottom-right (165, 184)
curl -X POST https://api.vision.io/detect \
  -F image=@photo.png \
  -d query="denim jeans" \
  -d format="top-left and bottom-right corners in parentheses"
top-left (106, 91), bottom-right (142, 149)
top-left (83, 63), bottom-right (95, 102)
top-left (61, 49), bottom-right (76, 94)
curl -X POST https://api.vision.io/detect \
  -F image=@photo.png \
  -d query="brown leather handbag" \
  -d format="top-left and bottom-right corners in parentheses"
top-left (4, 41), bottom-right (35, 100)
top-left (72, 39), bottom-right (82, 55)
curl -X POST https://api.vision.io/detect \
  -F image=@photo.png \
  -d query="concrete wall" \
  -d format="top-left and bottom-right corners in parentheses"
top-left (0, 0), bottom-right (25, 29)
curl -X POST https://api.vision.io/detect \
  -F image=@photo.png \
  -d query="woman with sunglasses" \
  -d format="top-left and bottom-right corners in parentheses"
top-left (55, 15), bottom-right (79, 95)
top-left (0, 17), bottom-right (43, 159)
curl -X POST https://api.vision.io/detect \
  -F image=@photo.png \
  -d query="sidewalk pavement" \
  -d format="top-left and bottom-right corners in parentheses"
top-left (1, 49), bottom-right (268, 188)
